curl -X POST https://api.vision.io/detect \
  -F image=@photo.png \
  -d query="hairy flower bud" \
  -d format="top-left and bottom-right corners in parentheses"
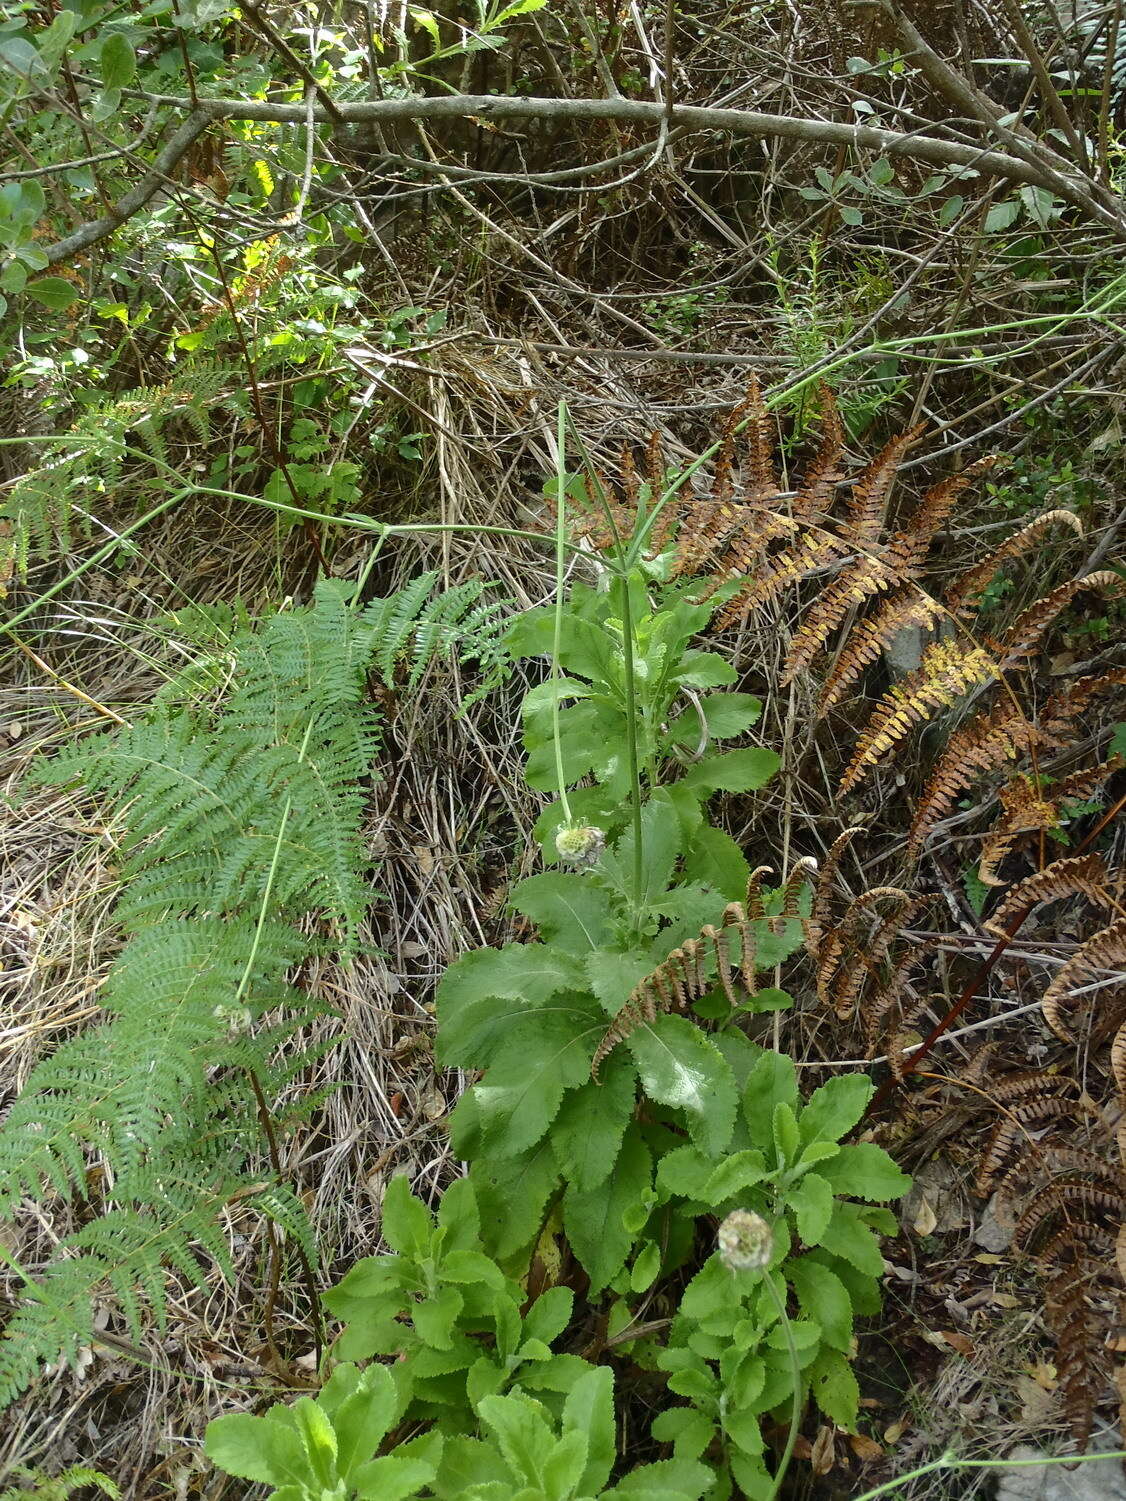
top-left (555, 823), bottom-right (606, 866)
top-left (717, 1209), bottom-right (773, 1272)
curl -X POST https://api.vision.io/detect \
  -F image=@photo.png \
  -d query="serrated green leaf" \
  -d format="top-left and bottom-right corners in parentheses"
top-left (786, 1258), bottom-right (852, 1351)
top-left (681, 824), bottom-right (751, 900)
top-left (550, 1058), bottom-right (637, 1192)
top-left (472, 1139), bottom-right (561, 1261)
top-left (509, 873), bottom-right (611, 952)
top-left (742, 1051), bottom-right (798, 1151)
top-left (818, 1142), bottom-right (910, 1201)
top-left (627, 1014), bottom-right (737, 1156)
top-left (563, 1128), bottom-right (650, 1292)
top-left (700, 1148), bottom-right (768, 1203)
top-left (476, 1392), bottom-right (556, 1485)
top-left (473, 1010), bottom-right (597, 1158)
top-left (669, 692), bottom-right (762, 745)
top-left (808, 1347), bottom-right (860, 1429)
top-left (585, 950), bottom-right (655, 1018)
top-left (799, 1074), bottom-right (873, 1145)
top-left (674, 650), bottom-right (738, 689)
top-left (380, 1174), bottom-right (433, 1259)
top-left (435, 943), bottom-right (585, 1065)
top-left (786, 1171), bottom-right (833, 1245)
top-left (204, 1412), bottom-right (307, 1486)
top-left (562, 1365), bottom-right (616, 1494)
top-left (820, 1201), bottom-right (886, 1277)
top-left (352, 1454), bottom-right (437, 1500)
top-left (630, 1239), bottom-right (661, 1292)
top-left (681, 748), bottom-right (780, 795)
top-left (772, 1101), bottom-right (800, 1165)
top-left (413, 1284), bottom-right (463, 1348)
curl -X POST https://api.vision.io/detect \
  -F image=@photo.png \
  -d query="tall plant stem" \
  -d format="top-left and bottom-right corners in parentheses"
top-left (551, 402), bottom-right (574, 826)
top-left (616, 573), bottom-right (646, 917)
top-left (761, 1267), bottom-right (802, 1501)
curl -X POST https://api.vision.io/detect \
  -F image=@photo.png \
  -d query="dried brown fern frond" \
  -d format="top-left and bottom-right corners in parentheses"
top-left (985, 853), bottom-right (1115, 938)
top-left (862, 939), bottom-right (934, 1058)
top-left (943, 509), bottom-right (1084, 611)
top-left (818, 588), bottom-right (945, 712)
top-left (789, 383), bottom-right (845, 524)
top-left (781, 555), bottom-right (898, 685)
top-left (804, 826), bottom-right (861, 959)
top-left (1041, 917), bottom-right (1126, 1043)
top-left (978, 776), bottom-right (1064, 886)
top-left (1044, 1244), bottom-right (1109, 1450)
top-left (592, 882), bottom-right (771, 1078)
top-left (1017, 1177), bottom-right (1126, 1250)
top-left (830, 896), bottom-right (924, 1022)
top-left (840, 640), bottom-right (999, 795)
top-left (908, 702), bottom-right (1056, 854)
top-left (715, 529), bottom-right (849, 628)
top-left (976, 1090), bottom-right (1078, 1195)
top-left (742, 372), bottom-right (778, 504)
top-left (842, 424), bottom-right (925, 546)
top-left (893, 456), bottom-right (1000, 572)
top-left (1000, 571), bottom-right (1125, 665)
top-left (1043, 669), bottom-right (1126, 731)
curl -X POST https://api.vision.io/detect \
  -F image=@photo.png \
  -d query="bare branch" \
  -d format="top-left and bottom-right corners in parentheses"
top-left (44, 92), bottom-right (1126, 266)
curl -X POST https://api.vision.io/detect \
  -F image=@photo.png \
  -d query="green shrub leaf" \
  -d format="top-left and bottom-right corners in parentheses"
top-left (627, 1015), bottom-right (737, 1156)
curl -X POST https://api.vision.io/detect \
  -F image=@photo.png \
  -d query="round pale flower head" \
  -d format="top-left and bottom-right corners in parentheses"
top-left (718, 1209), bottom-right (774, 1273)
top-left (555, 823), bottom-right (606, 867)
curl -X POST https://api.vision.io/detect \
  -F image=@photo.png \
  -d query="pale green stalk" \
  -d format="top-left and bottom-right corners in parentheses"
top-left (551, 401), bottom-right (574, 826)
top-left (761, 1269), bottom-right (801, 1501)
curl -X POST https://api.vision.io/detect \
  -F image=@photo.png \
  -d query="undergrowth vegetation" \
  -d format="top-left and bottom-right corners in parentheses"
top-left (3, 0), bottom-right (1126, 1497)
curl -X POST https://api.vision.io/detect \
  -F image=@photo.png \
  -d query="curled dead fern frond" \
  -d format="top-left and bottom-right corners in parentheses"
top-left (1041, 916), bottom-right (1126, 1043)
top-left (862, 939), bottom-right (934, 1059)
top-left (592, 878), bottom-right (780, 1078)
top-left (985, 853), bottom-right (1115, 938)
top-left (908, 704), bottom-right (1054, 854)
top-left (943, 509), bottom-right (1084, 611)
top-left (1000, 571), bottom-right (1125, 665)
top-left (804, 826), bottom-right (861, 959)
top-left (841, 640), bottom-right (999, 794)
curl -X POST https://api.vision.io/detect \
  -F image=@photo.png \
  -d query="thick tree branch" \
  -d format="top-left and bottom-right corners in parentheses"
top-left (46, 109), bottom-right (211, 264)
top-left (45, 92), bottom-right (1126, 265)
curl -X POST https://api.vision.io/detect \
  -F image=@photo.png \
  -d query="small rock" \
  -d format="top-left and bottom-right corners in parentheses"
top-left (997, 1436), bottom-right (1126, 1501)
top-left (973, 1190), bottom-right (1018, 1252)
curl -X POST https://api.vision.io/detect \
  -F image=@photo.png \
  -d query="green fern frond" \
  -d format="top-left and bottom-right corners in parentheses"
top-left (360, 571), bottom-right (512, 700)
top-left (0, 571), bottom-right (511, 1406)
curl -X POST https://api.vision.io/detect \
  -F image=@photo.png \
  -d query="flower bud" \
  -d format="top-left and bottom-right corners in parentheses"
top-left (718, 1209), bottom-right (773, 1272)
top-left (555, 823), bottom-right (606, 866)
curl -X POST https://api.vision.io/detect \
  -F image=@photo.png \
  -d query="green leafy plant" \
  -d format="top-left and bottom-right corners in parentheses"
top-left (635, 1055), bottom-right (908, 1497)
top-left (0, 576), bottom-right (510, 1404)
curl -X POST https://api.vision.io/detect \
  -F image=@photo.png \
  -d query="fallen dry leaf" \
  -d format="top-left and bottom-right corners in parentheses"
top-left (884, 1417), bottom-right (910, 1445)
top-left (810, 1425), bottom-right (836, 1475)
top-left (940, 1330), bottom-right (975, 1358)
top-left (849, 1435), bottom-right (884, 1462)
top-left (912, 1196), bottom-right (938, 1236)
